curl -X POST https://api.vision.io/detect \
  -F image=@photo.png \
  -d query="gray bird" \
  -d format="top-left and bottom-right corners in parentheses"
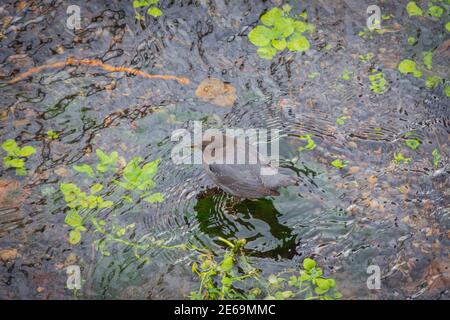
top-left (192, 134), bottom-right (299, 198)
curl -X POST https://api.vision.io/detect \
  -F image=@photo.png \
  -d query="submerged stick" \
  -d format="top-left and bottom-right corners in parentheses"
top-left (6, 57), bottom-right (190, 85)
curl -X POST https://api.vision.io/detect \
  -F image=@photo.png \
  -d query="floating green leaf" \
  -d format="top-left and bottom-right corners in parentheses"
top-left (286, 35), bottom-right (310, 52)
top-left (406, 2), bottom-right (423, 16)
top-left (393, 152), bottom-right (412, 165)
top-left (272, 38), bottom-right (286, 50)
top-left (260, 7), bottom-right (283, 26)
top-left (69, 230), bottom-right (81, 245)
top-left (425, 76), bottom-right (441, 89)
top-left (298, 134), bottom-right (316, 151)
top-left (248, 26), bottom-right (273, 47)
top-left (257, 46), bottom-right (277, 60)
top-left (428, 5), bottom-right (444, 18)
top-left (405, 138), bottom-right (421, 150)
top-left (303, 258), bottom-right (316, 271)
top-left (147, 6), bottom-right (162, 17)
top-left (423, 51), bottom-right (432, 70)
top-left (73, 164), bottom-right (94, 177)
top-left (331, 159), bottom-right (347, 169)
top-left (432, 149), bottom-right (441, 168)
top-left (143, 192), bottom-right (164, 203)
top-left (407, 36), bottom-right (417, 45)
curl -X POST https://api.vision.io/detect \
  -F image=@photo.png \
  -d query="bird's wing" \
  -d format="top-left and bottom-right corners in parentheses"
top-left (207, 163), bottom-right (278, 196)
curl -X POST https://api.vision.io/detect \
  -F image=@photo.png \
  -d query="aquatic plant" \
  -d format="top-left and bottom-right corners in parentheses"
top-left (359, 52), bottom-right (374, 63)
top-left (336, 116), bottom-right (350, 126)
top-left (393, 152), bottom-right (412, 165)
top-left (398, 59), bottom-right (422, 78)
top-left (59, 148), bottom-right (164, 248)
top-left (331, 159), bottom-right (347, 169)
top-left (406, 2), bottom-right (423, 16)
top-left (189, 238), bottom-right (342, 300)
top-left (298, 134), bottom-right (316, 151)
top-left (1, 139), bottom-right (36, 176)
top-left (446, 22), bottom-right (450, 32)
top-left (47, 131), bottom-right (59, 139)
top-left (405, 138), bottom-right (421, 150)
top-left (368, 70), bottom-right (387, 94)
top-left (431, 149), bottom-right (441, 169)
top-left (428, 5), bottom-right (444, 18)
top-left (132, 0), bottom-right (162, 20)
top-left (445, 85), bottom-right (450, 97)
top-left (341, 70), bottom-right (351, 81)
top-left (423, 51), bottom-right (433, 70)
top-left (407, 36), bottom-right (417, 45)
top-left (248, 5), bottom-right (314, 60)
top-left (425, 76), bottom-right (441, 89)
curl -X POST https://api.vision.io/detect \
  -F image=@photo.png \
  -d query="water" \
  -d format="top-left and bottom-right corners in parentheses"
top-left (0, 0), bottom-right (449, 299)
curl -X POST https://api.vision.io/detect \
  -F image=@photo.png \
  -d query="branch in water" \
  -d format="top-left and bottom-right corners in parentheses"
top-left (7, 57), bottom-right (190, 85)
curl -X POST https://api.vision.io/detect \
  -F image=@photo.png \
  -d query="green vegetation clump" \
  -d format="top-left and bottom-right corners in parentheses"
top-left (393, 152), bottom-right (412, 165)
top-left (432, 149), bottom-right (441, 169)
top-left (425, 76), bottom-right (441, 89)
top-left (407, 36), bottom-right (417, 45)
top-left (189, 238), bottom-right (342, 300)
top-left (1, 139), bottom-right (36, 176)
top-left (133, 0), bottom-right (162, 20)
top-left (331, 159), bottom-right (347, 169)
top-left (59, 148), bottom-right (164, 250)
top-left (47, 131), bottom-right (59, 139)
top-left (423, 51), bottom-right (433, 70)
top-left (298, 134), bottom-right (316, 151)
top-left (406, 2), bottom-right (423, 16)
top-left (336, 116), bottom-right (350, 126)
top-left (368, 70), bottom-right (387, 94)
top-left (398, 59), bottom-right (422, 78)
top-left (428, 5), bottom-right (444, 18)
top-left (248, 6), bottom-right (314, 60)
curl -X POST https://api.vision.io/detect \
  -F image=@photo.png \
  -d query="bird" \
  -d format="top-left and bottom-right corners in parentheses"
top-left (192, 134), bottom-right (299, 198)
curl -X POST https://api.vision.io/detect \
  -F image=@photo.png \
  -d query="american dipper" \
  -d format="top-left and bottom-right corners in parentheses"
top-left (193, 134), bottom-right (299, 198)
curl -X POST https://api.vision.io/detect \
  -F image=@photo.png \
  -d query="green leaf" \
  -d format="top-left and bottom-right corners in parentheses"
top-left (342, 70), bottom-right (351, 81)
top-left (133, 0), bottom-right (148, 8)
top-left (272, 38), bottom-right (286, 51)
top-left (98, 200), bottom-right (113, 208)
top-left (331, 159), bottom-right (347, 169)
top-left (65, 210), bottom-right (83, 228)
top-left (18, 146), bottom-right (36, 157)
top-left (222, 276), bottom-right (232, 286)
top-left (398, 59), bottom-right (417, 74)
top-left (336, 116), bottom-right (350, 126)
top-left (425, 76), bottom-right (441, 89)
top-left (406, 2), bottom-right (423, 17)
top-left (446, 85), bottom-right (450, 97)
top-left (428, 5), bottom-right (443, 18)
top-left (68, 230), bottom-right (81, 245)
top-left (273, 17), bottom-right (294, 38)
top-left (260, 7), bottom-right (283, 26)
top-left (90, 183), bottom-right (103, 194)
top-left (298, 134), bottom-right (316, 151)
top-left (405, 138), bottom-right (421, 150)
top-left (73, 164), bottom-right (94, 177)
top-left (6, 158), bottom-right (25, 168)
top-left (446, 22), bottom-right (450, 33)
top-left (2, 139), bottom-right (19, 155)
top-left (314, 286), bottom-right (329, 295)
top-left (248, 26), bottom-right (273, 47)
top-left (257, 46), bottom-right (277, 60)
top-left (268, 274), bottom-right (279, 285)
top-left (220, 255), bottom-right (233, 272)
top-left (147, 6), bottom-right (162, 17)
top-left (15, 167), bottom-right (27, 176)
top-left (407, 36), bottom-right (416, 45)
top-left (143, 192), bottom-right (164, 203)
top-left (432, 148), bottom-right (441, 168)
top-left (393, 152), bottom-right (412, 165)
top-left (303, 258), bottom-right (316, 271)
top-left (334, 291), bottom-right (343, 299)
top-left (293, 21), bottom-right (309, 33)
top-left (286, 35), bottom-right (310, 52)
top-left (423, 51), bottom-right (432, 70)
